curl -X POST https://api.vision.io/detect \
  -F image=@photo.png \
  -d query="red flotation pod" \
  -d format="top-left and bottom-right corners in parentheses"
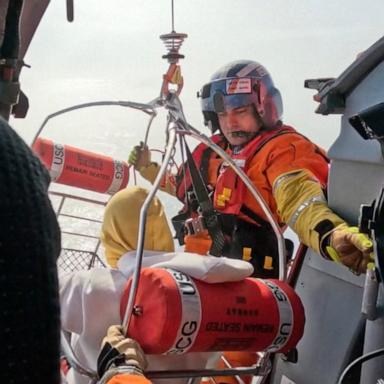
top-left (121, 268), bottom-right (305, 355)
top-left (33, 137), bottom-right (129, 195)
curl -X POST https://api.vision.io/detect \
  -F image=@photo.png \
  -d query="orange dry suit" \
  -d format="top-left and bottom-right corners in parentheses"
top-left (107, 374), bottom-right (151, 384)
top-left (176, 125), bottom-right (329, 277)
top-left (139, 125), bottom-right (346, 275)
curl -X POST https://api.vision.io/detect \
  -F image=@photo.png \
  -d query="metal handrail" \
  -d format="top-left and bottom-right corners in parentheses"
top-left (53, 192), bottom-right (107, 274)
top-left (49, 190), bottom-right (108, 206)
top-left (59, 212), bottom-right (103, 224)
top-left (122, 120), bottom-right (178, 332)
top-left (31, 99), bottom-right (158, 146)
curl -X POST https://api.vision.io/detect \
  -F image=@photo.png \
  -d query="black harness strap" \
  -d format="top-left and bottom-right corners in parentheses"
top-left (240, 204), bottom-right (272, 228)
top-left (184, 142), bottom-right (225, 257)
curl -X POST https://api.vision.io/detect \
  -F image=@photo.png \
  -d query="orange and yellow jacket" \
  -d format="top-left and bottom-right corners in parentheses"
top-left (137, 125), bottom-right (347, 383)
top-left (139, 125), bottom-right (345, 258)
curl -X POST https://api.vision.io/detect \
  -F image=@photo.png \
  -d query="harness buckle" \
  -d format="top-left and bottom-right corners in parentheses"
top-left (185, 215), bottom-right (206, 235)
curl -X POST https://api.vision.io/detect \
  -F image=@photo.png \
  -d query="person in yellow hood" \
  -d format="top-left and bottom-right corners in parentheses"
top-left (60, 186), bottom-right (177, 384)
top-left (60, 186), bottom-right (230, 384)
top-left (101, 186), bottom-right (174, 268)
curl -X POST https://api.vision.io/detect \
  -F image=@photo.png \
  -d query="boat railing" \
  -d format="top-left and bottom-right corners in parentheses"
top-left (50, 190), bottom-right (107, 272)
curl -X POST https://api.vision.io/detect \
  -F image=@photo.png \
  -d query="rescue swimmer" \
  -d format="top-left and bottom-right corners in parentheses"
top-left (129, 59), bottom-right (373, 276)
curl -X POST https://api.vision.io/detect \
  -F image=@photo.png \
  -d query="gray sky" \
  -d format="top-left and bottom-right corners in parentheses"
top-left (12, 0), bottom-right (384, 155)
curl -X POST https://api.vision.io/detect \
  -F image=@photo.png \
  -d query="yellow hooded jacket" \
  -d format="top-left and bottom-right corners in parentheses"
top-left (100, 186), bottom-right (174, 268)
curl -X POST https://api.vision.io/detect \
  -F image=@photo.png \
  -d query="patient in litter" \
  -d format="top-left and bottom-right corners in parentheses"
top-left (60, 186), bottom-right (253, 384)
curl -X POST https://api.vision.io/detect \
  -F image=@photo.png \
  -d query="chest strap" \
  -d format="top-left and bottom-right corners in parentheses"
top-left (185, 143), bottom-right (225, 257)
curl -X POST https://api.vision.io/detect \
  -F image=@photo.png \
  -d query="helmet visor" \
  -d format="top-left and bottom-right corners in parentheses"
top-left (200, 77), bottom-right (258, 113)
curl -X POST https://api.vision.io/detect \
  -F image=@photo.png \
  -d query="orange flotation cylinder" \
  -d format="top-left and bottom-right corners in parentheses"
top-left (121, 268), bottom-right (305, 355)
top-left (33, 137), bottom-right (129, 195)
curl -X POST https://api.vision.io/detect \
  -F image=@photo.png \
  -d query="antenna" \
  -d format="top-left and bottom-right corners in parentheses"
top-left (159, 0), bottom-right (188, 64)
top-left (66, 0), bottom-right (74, 22)
top-left (171, 0), bottom-right (175, 31)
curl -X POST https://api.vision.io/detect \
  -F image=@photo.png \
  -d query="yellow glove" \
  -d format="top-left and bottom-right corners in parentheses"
top-left (326, 224), bottom-right (374, 275)
top-left (128, 142), bottom-right (151, 171)
top-left (97, 325), bottom-right (147, 380)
